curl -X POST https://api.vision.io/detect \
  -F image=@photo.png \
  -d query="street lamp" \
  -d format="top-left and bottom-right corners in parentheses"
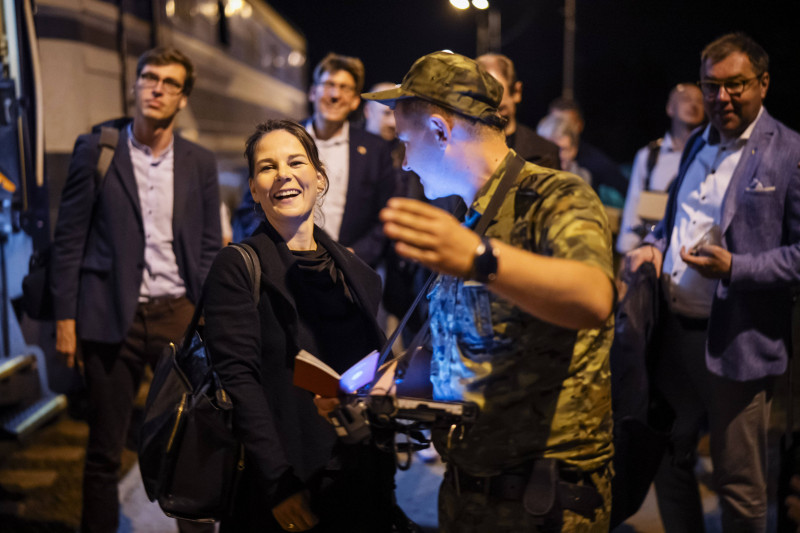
top-left (449, 0), bottom-right (499, 55)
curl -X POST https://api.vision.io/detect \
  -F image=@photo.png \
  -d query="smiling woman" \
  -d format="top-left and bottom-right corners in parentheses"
top-left (200, 121), bottom-right (398, 532)
top-left (245, 121), bottom-right (329, 250)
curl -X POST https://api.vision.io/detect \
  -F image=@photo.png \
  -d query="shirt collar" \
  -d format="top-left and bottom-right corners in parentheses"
top-left (307, 120), bottom-right (349, 146)
top-left (127, 123), bottom-right (174, 161)
top-left (662, 132), bottom-right (675, 153)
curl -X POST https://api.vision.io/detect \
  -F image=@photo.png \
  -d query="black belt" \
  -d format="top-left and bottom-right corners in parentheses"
top-left (672, 312), bottom-right (709, 331)
top-left (139, 295), bottom-right (186, 307)
top-left (445, 462), bottom-right (603, 518)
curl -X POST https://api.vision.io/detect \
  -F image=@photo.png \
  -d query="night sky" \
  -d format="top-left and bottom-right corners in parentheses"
top-left (265, 0), bottom-right (799, 166)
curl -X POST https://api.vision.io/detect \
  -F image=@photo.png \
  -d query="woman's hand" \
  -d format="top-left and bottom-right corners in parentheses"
top-left (313, 395), bottom-right (340, 418)
top-left (272, 490), bottom-right (318, 531)
top-left (625, 245), bottom-right (662, 277)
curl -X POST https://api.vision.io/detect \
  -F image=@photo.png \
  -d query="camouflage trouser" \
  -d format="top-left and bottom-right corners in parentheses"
top-left (438, 464), bottom-right (612, 533)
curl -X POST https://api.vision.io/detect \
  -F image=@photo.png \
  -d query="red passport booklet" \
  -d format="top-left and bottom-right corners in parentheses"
top-left (292, 349), bottom-right (380, 397)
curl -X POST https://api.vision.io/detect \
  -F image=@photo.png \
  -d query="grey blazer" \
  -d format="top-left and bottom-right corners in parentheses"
top-left (648, 109), bottom-right (800, 380)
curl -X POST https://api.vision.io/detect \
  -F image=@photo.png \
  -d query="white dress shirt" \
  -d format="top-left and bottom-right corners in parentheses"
top-left (617, 132), bottom-right (681, 253)
top-left (128, 126), bottom-right (185, 301)
top-left (307, 121), bottom-right (350, 241)
top-left (662, 108), bottom-right (764, 318)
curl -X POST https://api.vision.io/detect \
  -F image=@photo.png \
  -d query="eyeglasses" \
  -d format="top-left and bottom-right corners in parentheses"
top-left (138, 72), bottom-right (184, 95)
top-left (697, 75), bottom-right (761, 98)
top-left (319, 80), bottom-right (356, 95)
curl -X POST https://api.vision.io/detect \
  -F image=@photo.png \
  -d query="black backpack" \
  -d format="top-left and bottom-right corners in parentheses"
top-left (22, 125), bottom-right (121, 320)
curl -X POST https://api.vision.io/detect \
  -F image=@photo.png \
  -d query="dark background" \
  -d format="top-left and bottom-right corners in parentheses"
top-left (265, 0), bottom-right (799, 166)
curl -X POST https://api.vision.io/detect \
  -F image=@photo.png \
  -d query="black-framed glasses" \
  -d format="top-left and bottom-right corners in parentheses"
top-left (697, 75), bottom-right (761, 98)
top-left (138, 72), bottom-right (184, 95)
top-left (319, 80), bottom-right (356, 95)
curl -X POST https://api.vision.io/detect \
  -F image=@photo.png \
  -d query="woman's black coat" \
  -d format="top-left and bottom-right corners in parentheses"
top-left (202, 221), bottom-right (388, 528)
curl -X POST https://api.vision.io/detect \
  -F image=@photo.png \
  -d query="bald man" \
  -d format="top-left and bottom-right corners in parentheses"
top-left (616, 83), bottom-right (705, 253)
top-left (476, 53), bottom-right (560, 170)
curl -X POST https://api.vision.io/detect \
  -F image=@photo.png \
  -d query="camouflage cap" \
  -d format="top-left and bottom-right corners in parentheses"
top-left (361, 50), bottom-right (506, 127)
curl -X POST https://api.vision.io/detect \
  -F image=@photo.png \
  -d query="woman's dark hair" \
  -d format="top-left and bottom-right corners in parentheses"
top-left (244, 120), bottom-right (329, 199)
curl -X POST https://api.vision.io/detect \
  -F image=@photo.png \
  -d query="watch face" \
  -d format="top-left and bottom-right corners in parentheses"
top-left (471, 237), bottom-right (498, 283)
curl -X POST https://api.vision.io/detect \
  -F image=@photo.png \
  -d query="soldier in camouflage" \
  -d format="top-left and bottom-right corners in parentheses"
top-left (364, 51), bottom-right (615, 532)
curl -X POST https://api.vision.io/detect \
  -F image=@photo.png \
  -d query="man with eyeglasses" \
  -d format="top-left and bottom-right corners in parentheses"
top-left (51, 47), bottom-right (220, 533)
top-left (306, 52), bottom-right (394, 268)
top-left (626, 32), bottom-right (800, 532)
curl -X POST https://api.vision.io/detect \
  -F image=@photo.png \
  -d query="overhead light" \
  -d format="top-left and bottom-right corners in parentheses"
top-left (450, 0), bottom-right (470, 9)
top-left (472, 0), bottom-right (489, 8)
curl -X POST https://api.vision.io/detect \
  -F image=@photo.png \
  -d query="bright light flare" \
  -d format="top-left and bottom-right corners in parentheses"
top-left (450, 0), bottom-right (470, 9)
top-left (472, 0), bottom-right (489, 8)
top-left (288, 50), bottom-right (306, 67)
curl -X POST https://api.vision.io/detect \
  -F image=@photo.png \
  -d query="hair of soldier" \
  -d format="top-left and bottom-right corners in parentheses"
top-left (548, 97), bottom-right (584, 123)
top-left (243, 119), bottom-right (329, 199)
top-left (395, 98), bottom-right (506, 141)
top-left (136, 47), bottom-right (196, 96)
top-left (475, 53), bottom-right (518, 92)
top-left (701, 32), bottom-right (769, 77)
top-left (313, 52), bottom-right (366, 93)
top-left (537, 113), bottom-right (580, 147)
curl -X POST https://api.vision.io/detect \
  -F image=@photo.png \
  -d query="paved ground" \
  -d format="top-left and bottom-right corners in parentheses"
top-left (0, 384), bottom-right (790, 532)
top-left (115, 447), bottom-right (717, 533)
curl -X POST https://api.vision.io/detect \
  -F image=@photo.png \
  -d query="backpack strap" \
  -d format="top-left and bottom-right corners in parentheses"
top-left (96, 126), bottom-right (119, 190)
top-left (643, 137), bottom-right (663, 191)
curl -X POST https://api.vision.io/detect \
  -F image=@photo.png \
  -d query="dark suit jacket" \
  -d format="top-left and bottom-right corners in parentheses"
top-left (338, 126), bottom-right (396, 267)
top-left (508, 122), bottom-right (561, 170)
top-left (202, 222), bottom-right (388, 523)
top-left (648, 109), bottom-right (800, 380)
top-left (51, 127), bottom-right (221, 343)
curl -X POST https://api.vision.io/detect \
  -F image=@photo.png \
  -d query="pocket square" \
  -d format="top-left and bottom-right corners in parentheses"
top-left (745, 178), bottom-right (776, 192)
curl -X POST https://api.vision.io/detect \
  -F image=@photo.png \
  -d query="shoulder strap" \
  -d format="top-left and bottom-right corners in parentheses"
top-left (376, 153), bottom-right (527, 370)
top-left (179, 243), bottom-right (261, 353)
top-left (643, 138), bottom-right (662, 191)
top-left (229, 243), bottom-right (261, 306)
top-left (96, 126), bottom-right (119, 191)
top-left (474, 153), bottom-right (526, 236)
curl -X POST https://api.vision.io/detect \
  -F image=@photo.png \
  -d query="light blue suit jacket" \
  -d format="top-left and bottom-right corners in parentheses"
top-left (648, 108), bottom-right (800, 380)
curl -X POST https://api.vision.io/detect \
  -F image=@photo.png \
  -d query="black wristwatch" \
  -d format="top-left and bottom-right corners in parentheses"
top-left (468, 237), bottom-right (499, 283)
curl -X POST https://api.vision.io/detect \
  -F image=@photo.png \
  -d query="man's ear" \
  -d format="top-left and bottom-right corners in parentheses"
top-left (512, 81), bottom-right (523, 104)
top-left (428, 114), bottom-right (451, 147)
top-left (178, 94), bottom-right (188, 111)
top-left (348, 95), bottom-right (362, 113)
top-left (759, 72), bottom-right (770, 100)
top-left (308, 85), bottom-right (317, 104)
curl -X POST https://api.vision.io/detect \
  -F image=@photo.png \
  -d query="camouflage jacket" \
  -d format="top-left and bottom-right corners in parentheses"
top-left (430, 150), bottom-right (615, 475)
